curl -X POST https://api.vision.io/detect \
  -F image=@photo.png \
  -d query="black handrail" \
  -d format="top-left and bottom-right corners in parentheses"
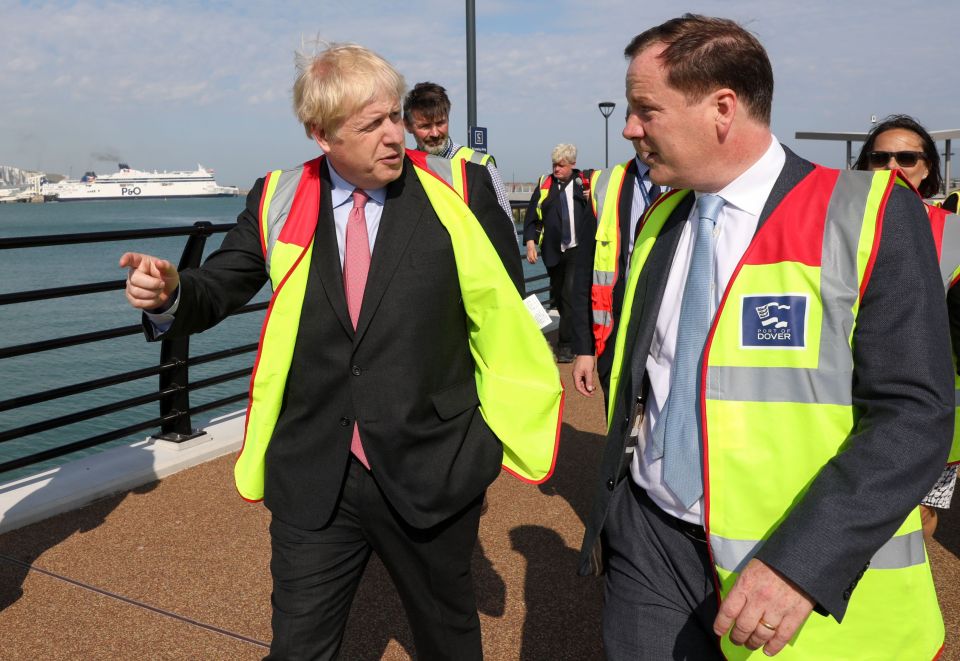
top-left (0, 212), bottom-right (550, 476)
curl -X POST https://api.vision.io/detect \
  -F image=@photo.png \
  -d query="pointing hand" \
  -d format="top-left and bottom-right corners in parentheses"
top-left (119, 252), bottom-right (180, 311)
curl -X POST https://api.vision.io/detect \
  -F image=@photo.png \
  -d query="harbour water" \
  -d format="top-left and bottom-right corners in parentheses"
top-left (0, 198), bottom-right (541, 480)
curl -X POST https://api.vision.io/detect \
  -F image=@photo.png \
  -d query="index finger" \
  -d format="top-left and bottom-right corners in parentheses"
top-left (119, 252), bottom-right (143, 269)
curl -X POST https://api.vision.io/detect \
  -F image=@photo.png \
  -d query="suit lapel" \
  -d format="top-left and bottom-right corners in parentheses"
top-left (353, 159), bottom-right (425, 345)
top-left (311, 160), bottom-right (354, 336)
top-left (625, 193), bottom-right (694, 392)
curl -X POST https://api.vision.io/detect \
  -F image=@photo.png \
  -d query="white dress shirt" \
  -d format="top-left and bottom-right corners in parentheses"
top-left (631, 135), bottom-right (786, 524)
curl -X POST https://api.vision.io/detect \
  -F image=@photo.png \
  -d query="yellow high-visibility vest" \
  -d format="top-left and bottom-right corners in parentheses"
top-left (234, 153), bottom-right (564, 501)
top-left (451, 145), bottom-right (495, 168)
top-left (608, 168), bottom-right (944, 660)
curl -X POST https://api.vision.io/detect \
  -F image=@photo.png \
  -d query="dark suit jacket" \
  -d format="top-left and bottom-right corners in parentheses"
top-left (154, 157), bottom-right (523, 531)
top-left (571, 159), bottom-right (643, 385)
top-left (522, 170), bottom-right (593, 268)
top-left (578, 147), bottom-right (954, 620)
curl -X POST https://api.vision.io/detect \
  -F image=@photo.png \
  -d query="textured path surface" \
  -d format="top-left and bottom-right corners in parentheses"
top-left (0, 363), bottom-right (957, 659)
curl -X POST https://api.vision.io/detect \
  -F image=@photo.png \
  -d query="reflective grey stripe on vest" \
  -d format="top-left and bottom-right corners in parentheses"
top-left (263, 166), bottom-right (304, 277)
top-left (593, 270), bottom-right (615, 287)
top-left (590, 165), bottom-right (624, 293)
top-left (706, 170), bottom-right (875, 405)
top-left (453, 146), bottom-right (491, 166)
top-left (593, 310), bottom-right (611, 327)
top-left (425, 154), bottom-right (455, 189)
top-left (711, 529), bottom-right (925, 574)
top-left (592, 167), bottom-right (617, 226)
top-left (939, 212), bottom-right (960, 290)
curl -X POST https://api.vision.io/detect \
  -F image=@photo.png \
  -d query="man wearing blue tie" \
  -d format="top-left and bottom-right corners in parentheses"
top-left (523, 143), bottom-right (595, 363)
top-left (578, 14), bottom-right (951, 660)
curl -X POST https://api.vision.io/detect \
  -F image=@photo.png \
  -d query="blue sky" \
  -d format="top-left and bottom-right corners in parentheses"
top-left (2, 0), bottom-right (959, 188)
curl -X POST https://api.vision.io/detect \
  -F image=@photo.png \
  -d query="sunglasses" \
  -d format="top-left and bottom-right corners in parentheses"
top-left (867, 151), bottom-right (926, 168)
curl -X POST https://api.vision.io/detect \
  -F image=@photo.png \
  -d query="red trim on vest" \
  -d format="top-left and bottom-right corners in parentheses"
top-left (591, 168), bottom-right (631, 356)
top-left (460, 157), bottom-right (470, 206)
top-left (405, 148), bottom-right (429, 171)
top-left (278, 157), bottom-right (323, 248)
top-left (238, 158), bottom-right (327, 502)
top-left (235, 239), bottom-right (315, 503)
top-left (406, 149), bottom-right (463, 198)
top-left (743, 167), bottom-right (835, 267)
top-left (926, 203), bottom-right (948, 258)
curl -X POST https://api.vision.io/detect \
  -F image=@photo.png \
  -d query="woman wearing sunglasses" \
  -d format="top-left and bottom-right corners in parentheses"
top-left (854, 114), bottom-right (942, 197)
top-left (855, 114), bottom-right (957, 540)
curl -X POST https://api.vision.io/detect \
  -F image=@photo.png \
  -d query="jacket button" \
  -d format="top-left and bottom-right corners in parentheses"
top-left (351, 366), bottom-right (361, 376)
top-left (842, 588), bottom-right (851, 600)
top-left (339, 417), bottom-right (351, 427)
top-left (606, 478), bottom-right (615, 491)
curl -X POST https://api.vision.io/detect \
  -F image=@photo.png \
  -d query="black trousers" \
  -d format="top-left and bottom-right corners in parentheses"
top-left (266, 458), bottom-right (485, 661)
top-left (546, 246), bottom-right (578, 350)
top-left (601, 479), bottom-right (723, 661)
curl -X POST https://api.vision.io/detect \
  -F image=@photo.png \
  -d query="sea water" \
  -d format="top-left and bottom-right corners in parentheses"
top-left (0, 198), bottom-right (540, 480)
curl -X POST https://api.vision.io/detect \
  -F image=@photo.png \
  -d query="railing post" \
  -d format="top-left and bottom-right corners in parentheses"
top-left (154, 221), bottom-right (214, 442)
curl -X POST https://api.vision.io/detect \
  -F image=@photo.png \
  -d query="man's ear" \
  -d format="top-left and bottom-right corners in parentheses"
top-left (312, 126), bottom-right (331, 153)
top-left (713, 88), bottom-right (737, 140)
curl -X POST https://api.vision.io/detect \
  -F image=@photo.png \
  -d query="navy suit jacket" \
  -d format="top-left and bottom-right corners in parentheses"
top-left (522, 170), bottom-right (594, 268)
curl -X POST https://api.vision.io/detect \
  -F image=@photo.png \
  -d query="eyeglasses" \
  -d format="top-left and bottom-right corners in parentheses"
top-left (867, 151), bottom-right (926, 168)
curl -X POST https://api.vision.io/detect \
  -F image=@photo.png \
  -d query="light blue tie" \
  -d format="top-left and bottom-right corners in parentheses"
top-left (650, 193), bottom-right (724, 508)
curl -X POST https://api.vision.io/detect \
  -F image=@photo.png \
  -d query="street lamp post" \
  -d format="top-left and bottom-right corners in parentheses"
top-left (598, 101), bottom-right (616, 168)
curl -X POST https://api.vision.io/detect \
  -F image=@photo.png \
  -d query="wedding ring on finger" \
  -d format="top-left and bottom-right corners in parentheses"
top-left (758, 619), bottom-right (778, 631)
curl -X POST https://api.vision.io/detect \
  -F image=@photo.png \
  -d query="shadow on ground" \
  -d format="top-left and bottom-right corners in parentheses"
top-left (510, 524), bottom-right (603, 660)
top-left (0, 452), bottom-right (158, 612)
top-left (538, 422), bottom-right (606, 526)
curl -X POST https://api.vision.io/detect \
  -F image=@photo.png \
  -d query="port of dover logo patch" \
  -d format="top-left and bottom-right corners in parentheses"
top-left (741, 295), bottom-right (807, 349)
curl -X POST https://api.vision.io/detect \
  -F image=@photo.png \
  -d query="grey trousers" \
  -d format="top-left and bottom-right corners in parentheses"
top-left (601, 479), bottom-right (724, 660)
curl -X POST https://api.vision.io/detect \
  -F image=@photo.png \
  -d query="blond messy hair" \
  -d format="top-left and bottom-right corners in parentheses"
top-left (292, 41), bottom-right (406, 140)
top-left (551, 143), bottom-right (578, 164)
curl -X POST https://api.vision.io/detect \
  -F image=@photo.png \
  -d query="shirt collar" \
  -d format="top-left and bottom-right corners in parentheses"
top-left (633, 154), bottom-right (651, 182)
top-left (442, 139), bottom-right (459, 159)
top-left (704, 135), bottom-right (784, 217)
top-left (327, 159), bottom-right (388, 209)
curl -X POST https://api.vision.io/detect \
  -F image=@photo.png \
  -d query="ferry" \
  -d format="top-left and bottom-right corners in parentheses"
top-left (43, 163), bottom-right (240, 201)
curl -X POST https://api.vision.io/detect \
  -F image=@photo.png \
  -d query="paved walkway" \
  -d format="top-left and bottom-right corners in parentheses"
top-left (0, 364), bottom-right (957, 659)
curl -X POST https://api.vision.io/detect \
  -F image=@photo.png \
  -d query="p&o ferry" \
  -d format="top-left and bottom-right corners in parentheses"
top-left (44, 164), bottom-right (240, 201)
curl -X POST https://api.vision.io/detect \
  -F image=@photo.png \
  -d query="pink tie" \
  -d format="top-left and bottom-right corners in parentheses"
top-left (344, 189), bottom-right (371, 469)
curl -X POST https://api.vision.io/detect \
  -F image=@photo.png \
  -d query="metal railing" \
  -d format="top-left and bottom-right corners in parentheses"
top-left (0, 206), bottom-right (548, 476)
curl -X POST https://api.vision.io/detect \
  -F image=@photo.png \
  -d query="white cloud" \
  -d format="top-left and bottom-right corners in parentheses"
top-left (1, 0), bottom-right (958, 185)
